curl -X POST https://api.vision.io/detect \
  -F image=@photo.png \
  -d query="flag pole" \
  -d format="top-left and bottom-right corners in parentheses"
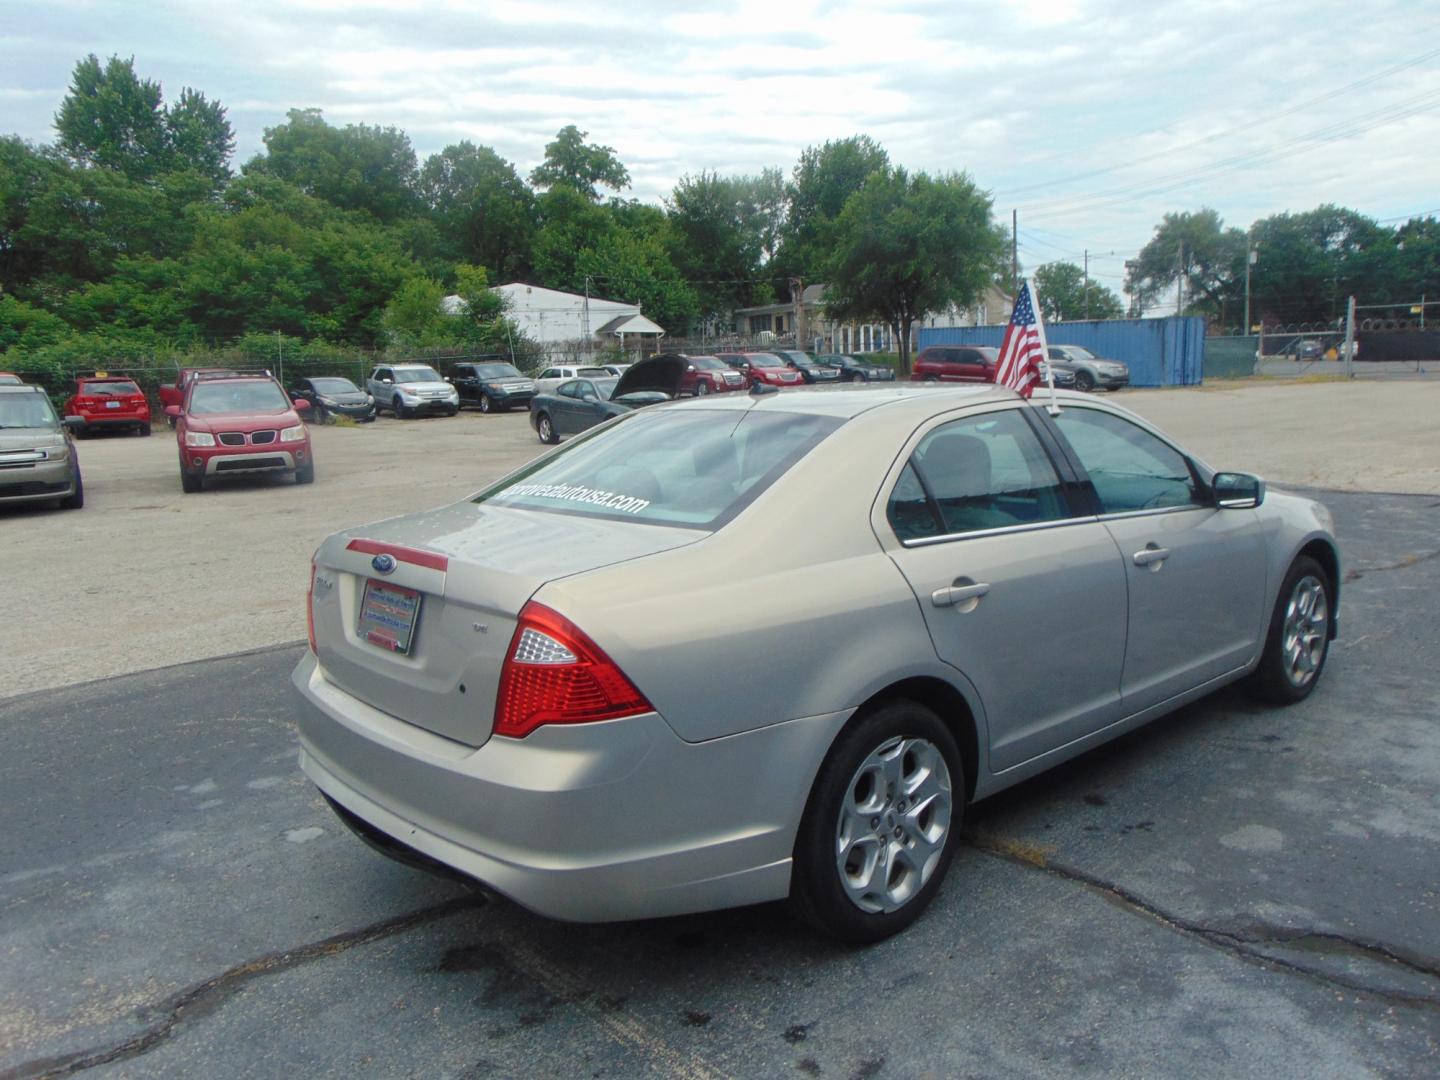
top-left (1027, 278), bottom-right (1059, 415)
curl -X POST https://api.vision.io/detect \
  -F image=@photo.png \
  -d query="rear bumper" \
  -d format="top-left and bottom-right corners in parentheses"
top-left (72, 414), bottom-right (147, 429)
top-left (291, 651), bottom-right (848, 922)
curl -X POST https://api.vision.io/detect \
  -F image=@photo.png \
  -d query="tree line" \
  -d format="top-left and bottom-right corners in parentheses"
top-left (2, 54), bottom-right (1436, 382)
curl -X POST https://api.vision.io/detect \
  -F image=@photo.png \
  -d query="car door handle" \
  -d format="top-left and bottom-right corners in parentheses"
top-left (931, 581), bottom-right (990, 608)
top-left (1133, 545), bottom-right (1171, 567)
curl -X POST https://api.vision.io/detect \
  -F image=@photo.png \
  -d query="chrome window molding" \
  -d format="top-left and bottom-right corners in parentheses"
top-left (900, 513), bottom-right (1098, 548)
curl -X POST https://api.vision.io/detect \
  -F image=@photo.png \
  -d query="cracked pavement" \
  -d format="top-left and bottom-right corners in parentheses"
top-left (2, 489), bottom-right (1438, 1078)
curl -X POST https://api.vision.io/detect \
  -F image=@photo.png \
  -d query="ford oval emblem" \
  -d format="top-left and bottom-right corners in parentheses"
top-left (371, 553), bottom-right (397, 575)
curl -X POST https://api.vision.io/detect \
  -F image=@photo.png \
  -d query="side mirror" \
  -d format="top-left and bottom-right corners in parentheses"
top-left (63, 416), bottom-right (85, 432)
top-left (1213, 471), bottom-right (1264, 509)
top-left (444, 377), bottom-right (453, 383)
top-left (293, 398), bottom-right (312, 411)
top-left (686, 365), bottom-right (696, 372)
top-left (381, 378), bottom-right (393, 384)
top-left (164, 405), bottom-right (181, 418)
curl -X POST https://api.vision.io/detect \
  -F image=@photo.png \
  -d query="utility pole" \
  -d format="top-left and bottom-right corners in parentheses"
top-left (1083, 249), bottom-right (1090, 320)
top-left (1343, 295), bottom-right (1356, 379)
top-left (1011, 210), bottom-right (1018, 298)
top-left (791, 277), bottom-right (805, 349)
top-left (1176, 240), bottom-right (1185, 317)
top-left (581, 275), bottom-right (592, 361)
top-left (1244, 234), bottom-right (1257, 333)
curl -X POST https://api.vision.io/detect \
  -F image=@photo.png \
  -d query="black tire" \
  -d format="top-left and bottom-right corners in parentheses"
top-left (446, 406), bottom-right (459, 417)
top-left (478, 394), bottom-right (494, 414)
top-left (789, 700), bottom-right (964, 944)
top-left (1250, 555), bottom-right (1332, 705)
top-left (139, 423), bottom-right (152, 437)
top-left (295, 462), bottom-right (315, 485)
top-left (180, 469), bottom-right (203, 494)
top-left (59, 472), bottom-right (84, 510)
top-left (393, 396), bottom-right (410, 420)
top-left (694, 382), bottom-right (710, 397)
top-left (536, 413), bottom-right (558, 444)
top-left (1073, 370), bottom-right (1096, 392)
top-left (166, 415), bottom-right (176, 429)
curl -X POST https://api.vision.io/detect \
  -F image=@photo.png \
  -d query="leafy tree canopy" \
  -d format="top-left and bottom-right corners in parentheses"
top-left (529, 125), bottom-right (630, 200)
top-left (418, 141), bottom-right (535, 279)
top-left (825, 166), bottom-right (1005, 372)
top-left (247, 108), bottom-right (419, 223)
top-left (55, 55), bottom-right (234, 187)
top-left (1033, 261), bottom-right (1124, 321)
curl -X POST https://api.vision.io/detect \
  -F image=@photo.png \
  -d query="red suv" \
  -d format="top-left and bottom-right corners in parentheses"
top-left (715, 352), bottom-right (805, 388)
top-left (911, 345), bottom-right (1001, 383)
top-left (168, 375), bottom-right (314, 493)
top-left (63, 375), bottom-right (152, 436)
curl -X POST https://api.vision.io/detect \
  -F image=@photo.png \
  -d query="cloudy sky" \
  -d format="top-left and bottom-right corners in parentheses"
top-left (4, 0), bottom-right (1439, 308)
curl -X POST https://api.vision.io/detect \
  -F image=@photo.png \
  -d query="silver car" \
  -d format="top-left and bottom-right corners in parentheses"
top-left (0, 385), bottom-right (84, 509)
top-left (366, 364), bottom-right (459, 418)
top-left (1047, 345), bottom-right (1130, 392)
top-left (293, 386), bottom-right (1339, 941)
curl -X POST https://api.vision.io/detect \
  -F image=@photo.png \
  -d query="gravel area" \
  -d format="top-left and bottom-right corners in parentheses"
top-left (3, 379), bottom-right (1437, 700)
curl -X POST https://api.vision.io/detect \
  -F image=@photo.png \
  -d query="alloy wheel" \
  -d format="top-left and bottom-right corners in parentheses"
top-left (1281, 574), bottom-right (1328, 688)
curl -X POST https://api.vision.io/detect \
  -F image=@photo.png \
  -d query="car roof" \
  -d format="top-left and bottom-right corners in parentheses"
top-left (0, 383), bottom-right (45, 394)
top-left (650, 383), bottom-right (1014, 421)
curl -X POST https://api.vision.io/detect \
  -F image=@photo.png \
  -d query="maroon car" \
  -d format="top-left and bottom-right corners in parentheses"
top-left (715, 352), bottom-right (805, 388)
top-left (639, 353), bottom-right (747, 396)
top-left (911, 345), bottom-right (1001, 383)
top-left (167, 374), bottom-right (314, 493)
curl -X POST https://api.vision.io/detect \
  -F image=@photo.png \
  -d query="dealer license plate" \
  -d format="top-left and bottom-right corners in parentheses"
top-left (105, 400), bottom-right (120, 408)
top-left (357, 579), bottom-right (422, 654)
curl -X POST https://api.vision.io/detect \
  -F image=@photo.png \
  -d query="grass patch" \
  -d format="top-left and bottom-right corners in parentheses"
top-left (329, 414), bottom-right (360, 428)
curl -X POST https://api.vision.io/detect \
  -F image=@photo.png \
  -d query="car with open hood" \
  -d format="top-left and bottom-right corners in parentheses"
top-left (617, 353), bottom-right (746, 398)
top-left (169, 374), bottom-right (314, 492)
top-left (294, 385), bottom-right (1339, 943)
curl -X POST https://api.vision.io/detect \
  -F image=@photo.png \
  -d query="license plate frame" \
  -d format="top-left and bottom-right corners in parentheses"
top-left (357, 578), bottom-right (422, 655)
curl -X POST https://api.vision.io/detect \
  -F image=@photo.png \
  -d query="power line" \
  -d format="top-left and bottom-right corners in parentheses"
top-left (996, 45), bottom-right (1440, 200)
top-left (1022, 85), bottom-right (1440, 221)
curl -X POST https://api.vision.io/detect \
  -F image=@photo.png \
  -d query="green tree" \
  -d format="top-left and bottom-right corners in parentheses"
top-left (248, 108), bottom-right (419, 223)
top-left (54, 55), bottom-right (168, 181)
top-left (1248, 205), bottom-right (1389, 325)
top-left (776, 135), bottom-right (889, 289)
top-left (0, 295), bottom-right (69, 354)
top-left (1126, 208), bottom-right (1245, 317)
top-left (1033, 261), bottom-right (1124, 321)
top-left (824, 166), bottom-right (1005, 373)
top-left (529, 125), bottom-right (629, 200)
top-left (577, 230), bottom-right (698, 333)
top-left (531, 184), bottom-right (617, 287)
top-left (667, 171), bottom-right (774, 323)
top-left (418, 141), bottom-right (535, 278)
top-left (53, 55), bottom-right (233, 186)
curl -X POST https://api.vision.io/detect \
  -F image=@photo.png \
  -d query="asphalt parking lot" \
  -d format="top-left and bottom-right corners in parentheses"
top-left (2, 381), bottom-right (1439, 1077)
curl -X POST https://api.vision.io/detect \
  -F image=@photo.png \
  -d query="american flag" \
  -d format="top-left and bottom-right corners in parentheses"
top-left (994, 279), bottom-right (1050, 399)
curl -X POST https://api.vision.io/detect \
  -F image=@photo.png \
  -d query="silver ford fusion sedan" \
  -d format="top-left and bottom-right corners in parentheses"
top-left (293, 385), bottom-right (1339, 942)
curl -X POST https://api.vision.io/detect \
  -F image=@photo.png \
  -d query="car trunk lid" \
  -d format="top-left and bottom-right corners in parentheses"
top-left (313, 500), bottom-right (703, 746)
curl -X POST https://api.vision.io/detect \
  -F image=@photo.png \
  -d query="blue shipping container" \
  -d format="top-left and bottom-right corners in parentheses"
top-left (915, 316), bottom-right (1206, 387)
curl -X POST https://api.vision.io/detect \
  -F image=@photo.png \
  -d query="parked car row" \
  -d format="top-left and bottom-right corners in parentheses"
top-left (911, 345), bottom-right (1129, 391)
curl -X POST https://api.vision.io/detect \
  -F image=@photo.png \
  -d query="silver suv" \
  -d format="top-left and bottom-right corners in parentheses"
top-left (1046, 345), bottom-right (1130, 392)
top-left (366, 364), bottom-right (459, 418)
top-left (0, 385), bottom-right (83, 509)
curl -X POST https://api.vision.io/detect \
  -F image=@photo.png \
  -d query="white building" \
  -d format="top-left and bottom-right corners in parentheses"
top-left (455, 282), bottom-right (664, 362)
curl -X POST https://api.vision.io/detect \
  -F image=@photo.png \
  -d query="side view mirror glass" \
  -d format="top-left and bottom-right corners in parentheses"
top-left (164, 405), bottom-right (181, 418)
top-left (293, 398), bottom-right (312, 411)
top-left (381, 378), bottom-right (393, 384)
top-left (1213, 471), bottom-right (1264, 509)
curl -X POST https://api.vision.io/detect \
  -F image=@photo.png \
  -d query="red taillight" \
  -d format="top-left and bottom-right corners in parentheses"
top-left (306, 560), bottom-right (318, 654)
top-left (494, 602), bottom-right (651, 738)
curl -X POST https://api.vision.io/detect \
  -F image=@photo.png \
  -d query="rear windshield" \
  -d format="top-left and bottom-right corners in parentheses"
top-left (578, 367), bottom-right (611, 377)
top-left (476, 407), bottom-right (843, 529)
top-left (80, 380), bottom-right (140, 395)
top-left (0, 393), bottom-right (58, 429)
top-left (394, 367), bottom-right (443, 383)
top-left (190, 381), bottom-right (290, 414)
top-left (473, 364), bottom-right (523, 379)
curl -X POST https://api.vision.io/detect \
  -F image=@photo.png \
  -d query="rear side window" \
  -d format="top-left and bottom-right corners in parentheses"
top-left (890, 409), bottom-right (1067, 538)
top-left (478, 409), bottom-right (843, 529)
